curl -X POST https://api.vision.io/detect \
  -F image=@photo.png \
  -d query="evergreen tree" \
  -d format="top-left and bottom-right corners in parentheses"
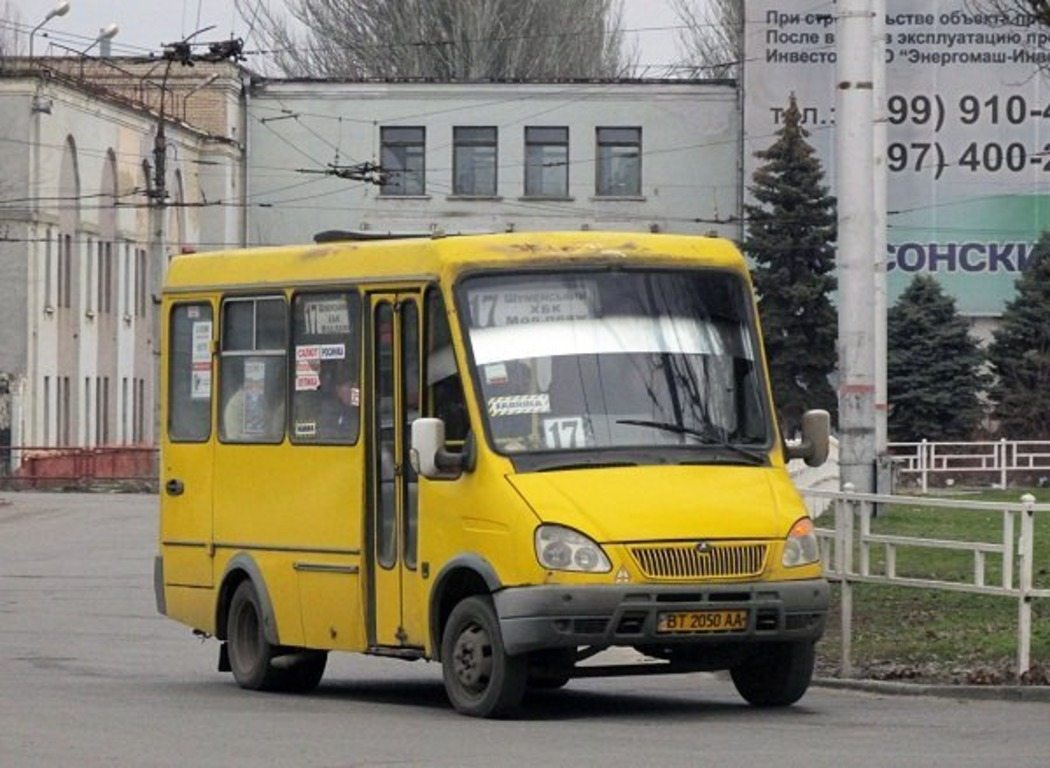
top-left (745, 95), bottom-right (837, 433)
top-left (887, 275), bottom-right (987, 441)
top-left (987, 232), bottom-right (1050, 438)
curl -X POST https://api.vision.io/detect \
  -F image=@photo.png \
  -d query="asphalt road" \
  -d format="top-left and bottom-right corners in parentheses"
top-left (1, 491), bottom-right (1047, 768)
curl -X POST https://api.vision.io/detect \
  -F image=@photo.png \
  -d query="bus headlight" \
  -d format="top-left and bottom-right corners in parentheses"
top-left (535, 525), bottom-right (611, 573)
top-left (782, 517), bottom-right (820, 567)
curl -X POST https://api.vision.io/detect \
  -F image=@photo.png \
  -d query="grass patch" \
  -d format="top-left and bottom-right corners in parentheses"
top-left (815, 488), bottom-right (1050, 684)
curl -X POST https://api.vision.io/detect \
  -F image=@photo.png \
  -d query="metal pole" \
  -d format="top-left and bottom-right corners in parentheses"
top-left (1017, 494), bottom-right (1034, 680)
top-left (836, 483), bottom-right (856, 677)
top-left (836, 0), bottom-right (877, 495)
top-left (149, 61), bottom-right (173, 444)
top-left (872, 0), bottom-right (889, 469)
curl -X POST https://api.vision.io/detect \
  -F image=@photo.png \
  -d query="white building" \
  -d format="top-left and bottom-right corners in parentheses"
top-left (0, 71), bottom-right (743, 468)
top-left (0, 62), bottom-right (244, 463)
top-left (246, 80), bottom-right (740, 244)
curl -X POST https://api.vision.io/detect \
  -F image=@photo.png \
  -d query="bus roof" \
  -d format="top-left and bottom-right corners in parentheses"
top-left (162, 231), bottom-right (746, 294)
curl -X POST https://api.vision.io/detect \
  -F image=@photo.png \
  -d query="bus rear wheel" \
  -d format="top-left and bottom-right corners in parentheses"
top-left (441, 595), bottom-right (527, 717)
top-left (730, 641), bottom-right (815, 707)
top-left (227, 580), bottom-right (284, 691)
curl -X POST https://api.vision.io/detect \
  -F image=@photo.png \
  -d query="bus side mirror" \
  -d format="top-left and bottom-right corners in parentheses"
top-left (411, 418), bottom-right (465, 479)
top-left (785, 409), bottom-right (830, 468)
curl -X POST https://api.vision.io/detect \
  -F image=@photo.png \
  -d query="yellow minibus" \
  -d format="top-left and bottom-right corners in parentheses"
top-left (156, 231), bottom-right (830, 717)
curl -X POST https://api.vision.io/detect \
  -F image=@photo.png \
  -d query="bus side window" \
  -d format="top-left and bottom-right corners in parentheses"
top-left (290, 290), bottom-right (362, 444)
top-left (219, 296), bottom-right (288, 444)
top-left (425, 288), bottom-right (469, 441)
top-left (168, 303), bottom-right (213, 442)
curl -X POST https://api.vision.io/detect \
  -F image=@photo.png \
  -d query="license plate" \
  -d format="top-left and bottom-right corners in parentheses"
top-left (656, 610), bottom-right (748, 634)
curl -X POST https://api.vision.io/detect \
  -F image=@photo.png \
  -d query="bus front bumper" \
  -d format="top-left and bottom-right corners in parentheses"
top-left (492, 579), bottom-right (829, 657)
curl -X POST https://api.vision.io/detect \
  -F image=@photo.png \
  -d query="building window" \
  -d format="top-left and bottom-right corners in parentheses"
top-left (60, 376), bottom-right (70, 446)
top-left (453, 126), bottom-right (497, 197)
top-left (121, 377), bottom-right (129, 444)
top-left (123, 243), bottom-right (131, 317)
top-left (137, 378), bottom-right (146, 443)
top-left (57, 234), bottom-right (69, 308)
top-left (104, 242), bottom-right (113, 313)
top-left (97, 242), bottom-right (105, 313)
top-left (84, 237), bottom-right (93, 314)
top-left (380, 127), bottom-right (426, 196)
top-left (220, 296), bottom-right (287, 443)
top-left (136, 248), bottom-right (147, 318)
top-left (596, 127), bottom-right (642, 197)
top-left (44, 229), bottom-right (53, 309)
top-left (525, 127), bottom-right (569, 198)
top-left (43, 375), bottom-right (50, 445)
top-left (84, 377), bottom-right (91, 445)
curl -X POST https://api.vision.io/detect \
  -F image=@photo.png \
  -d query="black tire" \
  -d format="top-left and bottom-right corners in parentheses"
top-left (527, 648), bottom-right (575, 690)
top-left (730, 641), bottom-right (815, 707)
top-left (227, 580), bottom-right (284, 691)
top-left (273, 651), bottom-right (328, 693)
top-left (441, 595), bottom-right (527, 718)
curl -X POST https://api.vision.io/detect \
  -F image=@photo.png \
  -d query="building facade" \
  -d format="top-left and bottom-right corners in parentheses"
top-left (246, 80), bottom-right (740, 244)
top-left (0, 70), bottom-right (745, 467)
top-left (0, 63), bottom-right (244, 464)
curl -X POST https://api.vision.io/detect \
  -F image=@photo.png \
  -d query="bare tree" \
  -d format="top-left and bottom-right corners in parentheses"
top-left (0, 1), bottom-right (25, 59)
top-left (238, 0), bottom-right (634, 80)
top-left (968, 0), bottom-right (1050, 25)
top-left (671, 0), bottom-right (742, 79)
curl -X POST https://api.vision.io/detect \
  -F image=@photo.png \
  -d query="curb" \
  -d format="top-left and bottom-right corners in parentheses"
top-left (814, 676), bottom-right (1050, 703)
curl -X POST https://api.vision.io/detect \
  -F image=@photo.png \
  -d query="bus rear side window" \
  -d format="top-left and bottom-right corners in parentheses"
top-left (168, 303), bottom-right (213, 442)
top-left (220, 296), bottom-right (288, 443)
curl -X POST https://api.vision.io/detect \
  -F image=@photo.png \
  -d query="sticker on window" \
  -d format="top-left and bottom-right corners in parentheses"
top-left (488, 394), bottom-right (550, 417)
top-left (295, 357), bottom-right (320, 391)
top-left (296, 344), bottom-right (320, 361)
top-left (543, 417), bottom-right (587, 449)
top-left (320, 343), bottom-right (345, 360)
top-left (190, 321), bottom-right (212, 400)
top-left (301, 297), bottom-right (350, 335)
top-left (468, 282), bottom-right (596, 328)
top-left (294, 421), bottom-right (317, 438)
top-left (484, 363), bottom-right (508, 385)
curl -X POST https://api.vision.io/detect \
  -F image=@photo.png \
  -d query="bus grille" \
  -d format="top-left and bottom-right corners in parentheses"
top-left (629, 542), bottom-right (768, 580)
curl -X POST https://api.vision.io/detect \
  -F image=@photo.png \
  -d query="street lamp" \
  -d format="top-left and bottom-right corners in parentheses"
top-left (80, 23), bottom-right (119, 56)
top-left (29, 1), bottom-right (71, 58)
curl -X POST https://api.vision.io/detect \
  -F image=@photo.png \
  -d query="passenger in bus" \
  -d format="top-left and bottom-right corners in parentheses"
top-left (318, 361), bottom-right (358, 440)
top-left (222, 361), bottom-right (286, 442)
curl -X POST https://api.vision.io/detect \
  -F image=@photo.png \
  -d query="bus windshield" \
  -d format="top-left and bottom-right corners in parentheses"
top-left (460, 268), bottom-right (771, 458)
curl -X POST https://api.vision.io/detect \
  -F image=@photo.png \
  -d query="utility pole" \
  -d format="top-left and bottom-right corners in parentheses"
top-left (872, 0), bottom-right (890, 490)
top-left (147, 34), bottom-right (244, 441)
top-left (835, 0), bottom-right (877, 494)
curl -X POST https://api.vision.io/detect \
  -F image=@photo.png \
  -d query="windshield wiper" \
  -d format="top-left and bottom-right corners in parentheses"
top-left (615, 419), bottom-right (766, 466)
top-left (536, 459), bottom-right (639, 473)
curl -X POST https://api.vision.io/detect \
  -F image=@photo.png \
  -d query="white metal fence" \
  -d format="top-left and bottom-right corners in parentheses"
top-left (889, 439), bottom-right (1050, 493)
top-left (806, 485), bottom-right (1050, 681)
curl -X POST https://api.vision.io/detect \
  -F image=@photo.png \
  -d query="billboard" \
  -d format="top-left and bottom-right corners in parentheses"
top-left (744, 1), bottom-right (1050, 316)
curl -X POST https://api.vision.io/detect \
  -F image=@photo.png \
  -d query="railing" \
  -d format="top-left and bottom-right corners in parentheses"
top-left (888, 439), bottom-right (1050, 492)
top-left (808, 485), bottom-right (1050, 681)
top-left (0, 445), bottom-right (159, 491)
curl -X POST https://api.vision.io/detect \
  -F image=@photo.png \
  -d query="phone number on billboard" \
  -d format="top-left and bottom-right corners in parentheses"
top-left (888, 93), bottom-right (1050, 130)
top-left (887, 141), bottom-right (1050, 179)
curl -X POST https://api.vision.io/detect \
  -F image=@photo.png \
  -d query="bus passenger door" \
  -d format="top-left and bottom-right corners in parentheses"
top-left (368, 293), bottom-right (424, 649)
top-left (161, 301), bottom-right (215, 589)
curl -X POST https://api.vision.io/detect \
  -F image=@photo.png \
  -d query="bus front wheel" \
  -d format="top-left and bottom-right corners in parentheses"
top-left (730, 641), bottom-right (815, 707)
top-left (441, 595), bottom-right (527, 717)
